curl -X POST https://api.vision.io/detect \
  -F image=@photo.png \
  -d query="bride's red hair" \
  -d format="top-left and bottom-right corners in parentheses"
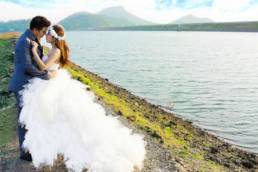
top-left (52, 24), bottom-right (71, 67)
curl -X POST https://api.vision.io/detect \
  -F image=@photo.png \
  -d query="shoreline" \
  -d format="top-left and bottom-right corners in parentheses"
top-left (159, 106), bottom-right (258, 155)
top-left (67, 61), bottom-right (258, 171)
top-left (0, 35), bottom-right (258, 171)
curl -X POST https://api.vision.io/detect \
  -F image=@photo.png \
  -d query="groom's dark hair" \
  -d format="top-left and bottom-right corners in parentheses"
top-left (30, 16), bottom-right (51, 30)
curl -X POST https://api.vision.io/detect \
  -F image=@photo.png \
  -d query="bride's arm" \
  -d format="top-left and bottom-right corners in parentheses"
top-left (31, 41), bottom-right (60, 71)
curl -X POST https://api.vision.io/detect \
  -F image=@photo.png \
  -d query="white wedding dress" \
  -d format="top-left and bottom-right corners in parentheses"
top-left (18, 55), bottom-right (147, 172)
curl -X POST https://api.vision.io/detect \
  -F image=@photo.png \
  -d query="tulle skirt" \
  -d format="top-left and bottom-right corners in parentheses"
top-left (18, 68), bottom-right (147, 172)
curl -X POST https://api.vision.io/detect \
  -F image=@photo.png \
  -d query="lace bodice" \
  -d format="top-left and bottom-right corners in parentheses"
top-left (42, 55), bottom-right (60, 71)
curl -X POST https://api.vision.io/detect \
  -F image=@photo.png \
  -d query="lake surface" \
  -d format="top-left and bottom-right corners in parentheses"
top-left (66, 31), bottom-right (258, 153)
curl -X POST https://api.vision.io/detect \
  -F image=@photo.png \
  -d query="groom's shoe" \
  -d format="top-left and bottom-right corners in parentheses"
top-left (20, 152), bottom-right (32, 162)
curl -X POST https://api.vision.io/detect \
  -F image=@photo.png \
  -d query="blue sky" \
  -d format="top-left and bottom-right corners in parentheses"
top-left (2, 0), bottom-right (71, 8)
top-left (3, 0), bottom-right (257, 9)
top-left (156, 0), bottom-right (213, 9)
top-left (1, 0), bottom-right (258, 23)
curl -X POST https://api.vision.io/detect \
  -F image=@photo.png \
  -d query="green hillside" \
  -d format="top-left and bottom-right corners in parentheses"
top-left (94, 21), bottom-right (258, 32)
top-left (59, 12), bottom-right (135, 30)
top-left (0, 19), bottom-right (29, 32)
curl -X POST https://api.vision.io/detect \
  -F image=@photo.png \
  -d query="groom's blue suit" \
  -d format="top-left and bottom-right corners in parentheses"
top-left (8, 29), bottom-right (50, 155)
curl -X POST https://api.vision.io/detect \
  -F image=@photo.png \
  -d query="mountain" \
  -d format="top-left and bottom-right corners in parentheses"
top-left (0, 6), bottom-right (152, 32)
top-left (98, 6), bottom-right (153, 26)
top-left (59, 12), bottom-right (115, 30)
top-left (0, 19), bottom-right (29, 32)
top-left (59, 6), bottom-right (153, 30)
top-left (172, 14), bottom-right (213, 24)
top-left (59, 12), bottom-right (134, 30)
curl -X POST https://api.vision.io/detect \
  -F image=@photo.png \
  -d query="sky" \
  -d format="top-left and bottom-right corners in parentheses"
top-left (1, 0), bottom-right (258, 24)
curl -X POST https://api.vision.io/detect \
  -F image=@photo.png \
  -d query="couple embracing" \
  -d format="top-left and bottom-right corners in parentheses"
top-left (8, 16), bottom-right (146, 172)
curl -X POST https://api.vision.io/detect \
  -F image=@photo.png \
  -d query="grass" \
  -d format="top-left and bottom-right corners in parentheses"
top-left (0, 38), bottom-right (17, 149)
top-left (0, 107), bottom-right (17, 148)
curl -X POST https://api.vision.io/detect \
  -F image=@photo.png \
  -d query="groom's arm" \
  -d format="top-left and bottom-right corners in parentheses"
top-left (23, 38), bottom-right (50, 80)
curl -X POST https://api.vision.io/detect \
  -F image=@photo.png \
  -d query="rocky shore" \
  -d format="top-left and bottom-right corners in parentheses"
top-left (0, 34), bottom-right (258, 172)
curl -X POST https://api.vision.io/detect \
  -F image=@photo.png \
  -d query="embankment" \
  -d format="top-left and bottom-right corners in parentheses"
top-left (0, 34), bottom-right (258, 171)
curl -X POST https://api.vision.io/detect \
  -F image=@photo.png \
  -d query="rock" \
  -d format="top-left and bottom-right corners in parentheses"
top-left (242, 160), bottom-right (254, 169)
top-left (210, 147), bottom-right (219, 154)
top-left (117, 110), bottom-right (123, 116)
top-left (127, 115), bottom-right (136, 122)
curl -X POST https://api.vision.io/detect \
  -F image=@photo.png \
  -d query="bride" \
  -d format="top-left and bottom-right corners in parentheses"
top-left (18, 24), bottom-right (147, 172)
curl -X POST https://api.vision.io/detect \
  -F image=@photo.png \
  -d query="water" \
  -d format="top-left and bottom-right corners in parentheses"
top-left (66, 31), bottom-right (258, 154)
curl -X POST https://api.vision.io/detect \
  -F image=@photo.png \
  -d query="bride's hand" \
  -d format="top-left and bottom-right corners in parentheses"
top-left (48, 70), bottom-right (58, 79)
top-left (31, 41), bottom-right (39, 51)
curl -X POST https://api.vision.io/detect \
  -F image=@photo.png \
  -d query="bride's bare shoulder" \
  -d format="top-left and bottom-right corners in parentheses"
top-left (51, 47), bottom-right (61, 55)
top-left (48, 47), bottom-right (61, 57)
top-left (47, 48), bottom-right (61, 63)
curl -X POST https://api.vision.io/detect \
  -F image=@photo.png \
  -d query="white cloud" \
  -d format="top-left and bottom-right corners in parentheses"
top-left (1, 0), bottom-right (258, 24)
top-left (0, 0), bottom-right (118, 23)
top-left (199, 0), bottom-right (258, 22)
top-left (112, 0), bottom-right (258, 23)
top-left (212, 0), bottom-right (252, 12)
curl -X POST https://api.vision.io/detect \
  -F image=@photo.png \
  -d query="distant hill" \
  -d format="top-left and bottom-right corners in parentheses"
top-left (94, 21), bottom-right (258, 32)
top-left (59, 12), bottom-right (117, 30)
top-left (173, 14), bottom-right (214, 24)
top-left (0, 19), bottom-right (29, 32)
top-left (59, 6), bottom-right (153, 30)
top-left (98, 6), bottom-right (153, 26)
top-left (1, 9), bottom-right (258, 33)
top-left (0, 6), bottom-right (153, 32)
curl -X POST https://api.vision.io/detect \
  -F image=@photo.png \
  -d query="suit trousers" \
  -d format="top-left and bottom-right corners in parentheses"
top-left (14, 92), bottom-right (27, 155)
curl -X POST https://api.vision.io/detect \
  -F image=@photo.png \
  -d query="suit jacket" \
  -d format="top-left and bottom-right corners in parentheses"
top-left (8, 29), bottom-right (49, 92)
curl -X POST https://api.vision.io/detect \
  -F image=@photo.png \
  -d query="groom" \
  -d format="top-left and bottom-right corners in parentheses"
top-left (8, 16), bottom-right (56, 161)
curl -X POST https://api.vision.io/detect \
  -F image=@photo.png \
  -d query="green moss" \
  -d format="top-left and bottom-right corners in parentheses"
top-left (65, 66), bottom-right (228, 171)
